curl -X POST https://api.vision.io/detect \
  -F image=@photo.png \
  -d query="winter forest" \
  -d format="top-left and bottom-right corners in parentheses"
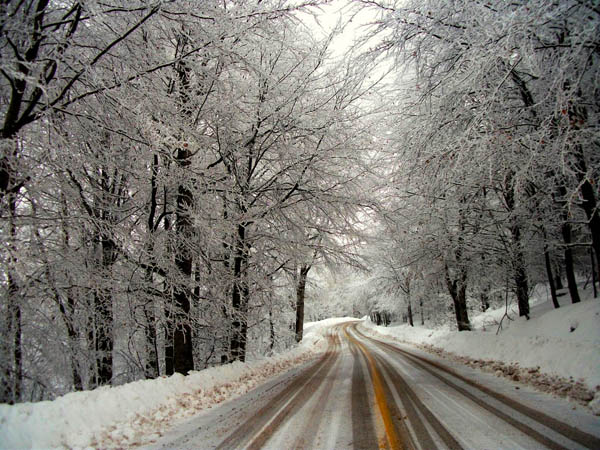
top-left (0, 0), bottom-right (598, 405)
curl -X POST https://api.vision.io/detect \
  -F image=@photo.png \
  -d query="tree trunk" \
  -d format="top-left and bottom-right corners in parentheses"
top-left (591, 248), bottom-right (598, 299)
top-left (164, 318), bottom-right (174, 376)
top-left (143, 298), bottom-right (159, 379)
top-left (295, 264), bottom-right (311, 342)
top-left (544, 246), bottom-right (560, 309)
top-left (1, 305), bottom-right (13, 403)
top-left (513, 245), bottom-right (530, 318)
top-left (503, 172), bottom-right (530, 317)
top-left (143, 154), bottom-right (160, 379)
top-left (407, 297), bottom-right (414, 327)
top-left (173, 290), bottom-right (194, 375)
top-left (55, 289), bottom-right (83, 390)
top-left (172, 156), bottom-right (195, 375)
top-left (580, 176), bottom-right (600, 283)
top-left (168, 41), bottom-right (197, 375)
top-left (66, 295), bottom-right (83, 391)
top-left (570, 140), bottom-right (600, 284)
top-left (511, 225), bottom-right (530, 317)
top-left (13, 301), bottom-right (22, 401)
top-left (480, 286), bottom-right (490, 312)
top-left (444, 264), bottom-right (471, 331)
top-left (269, 308), bottom-right (275, 351)
top-left (554, 259), bottom-right (564, 290)
top-left (220, 196), bottom-right (232, 364)
top-left (3, 272), bottom-right (23, 404)
top-left (87, 308), bottom-right (97, 388)
top-left (561, 221), bottom-right (581, 304)
top-left (419, 298), bottom-right (424, 325)
top-left (142, 252), bottom-right (159, 378)
top-left (2, 194), bottom-right (22, 402)
top-left (230, 223), bottom-right (249, 362)
top-left (59, 196), bottom-right (83, 390)
top-left (95, 236), bottom-right (115, 385)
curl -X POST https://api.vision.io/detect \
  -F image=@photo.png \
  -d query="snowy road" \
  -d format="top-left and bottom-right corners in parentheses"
top-left (146, 322), bottom-right (600, 449)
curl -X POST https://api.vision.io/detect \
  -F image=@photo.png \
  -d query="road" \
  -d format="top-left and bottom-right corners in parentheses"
top-left (146, 322), bottom-right (600, 449)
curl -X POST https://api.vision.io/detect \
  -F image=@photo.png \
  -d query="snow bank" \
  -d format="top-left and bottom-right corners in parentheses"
top-left (361, 291), bottom-right (600, 391)
top-left (0, 318), bottom-right (354, 449)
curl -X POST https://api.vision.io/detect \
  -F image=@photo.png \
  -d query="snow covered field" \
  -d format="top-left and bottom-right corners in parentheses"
top-left (361, 286), bottom-right (600, 414)
top-left (0, 318), bottom-right (354, 449)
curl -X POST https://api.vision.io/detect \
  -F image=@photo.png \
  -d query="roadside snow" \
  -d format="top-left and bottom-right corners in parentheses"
top-left (360, 286), bottom-right (600, 410)
top-left (0, 317), bottom-right (356, 449)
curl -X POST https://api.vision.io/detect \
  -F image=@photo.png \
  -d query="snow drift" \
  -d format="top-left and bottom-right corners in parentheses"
top-left (0, 318), bottom-right (355, 449)
top-left (361, 289), bottom-right (600, 411)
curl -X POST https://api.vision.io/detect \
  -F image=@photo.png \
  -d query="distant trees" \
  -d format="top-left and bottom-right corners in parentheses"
top-left (360, 0), bottom-right (599, 330)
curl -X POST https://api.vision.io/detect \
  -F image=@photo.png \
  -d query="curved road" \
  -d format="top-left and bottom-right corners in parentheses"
top-left (146, 322), bottom-right (600, 449)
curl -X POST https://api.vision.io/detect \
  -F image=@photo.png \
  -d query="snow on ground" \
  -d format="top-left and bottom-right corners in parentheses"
top-left (0, 317), bottom-right (356, 450)
top-left (360, 285), bottom-right (600, 412)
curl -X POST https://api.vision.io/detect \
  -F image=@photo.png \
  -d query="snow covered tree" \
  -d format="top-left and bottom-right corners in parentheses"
top-left (361, 0), bottom-right (600, 329)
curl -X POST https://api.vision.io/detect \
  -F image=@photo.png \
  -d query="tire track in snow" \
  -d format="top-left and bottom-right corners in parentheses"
top-left (343, 324), bottom-right (413, 449)
top-left (353, 324), bottom-right (600, 450)
top-left (290, 343), bottom-right (342, 449)
top-left (372, 351), bottom-right (464, 449)
top-left (215, 330), bottom-right (341, 449)
top-left (346, 324), bottom-right (462, 450)
top-left (349, 336), bottom-right (378, 449)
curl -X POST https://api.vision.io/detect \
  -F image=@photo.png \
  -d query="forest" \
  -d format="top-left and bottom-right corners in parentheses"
top-left (0, 0), bottom-right (598, 405)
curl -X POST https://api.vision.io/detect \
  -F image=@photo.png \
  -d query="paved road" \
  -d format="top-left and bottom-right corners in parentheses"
top-left (146, 322), bottom-right (600, 449)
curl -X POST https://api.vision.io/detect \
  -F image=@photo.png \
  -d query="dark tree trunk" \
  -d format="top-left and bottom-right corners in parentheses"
top-left (13, 301), bottom-right (22, 402)
top-left (419, 298), bottom-right (424, 325)
top-left (554, 259), bottom-right (564, 290)
top-left (230, 223), bottom-right (249, 362)
top-left (295, 264), bottom-right (311, 342)
top-left (56, 290), bottom-right (83, 390)
top-left (503, 172), bottom-right (530, 317)
top-left (480, 286), bottom-right (490, 312)
top-left (591, 248), bottom-right (598, 299)
top-left (570, 137), bottom-right (600, 284)
top-left (95, 236), bottom-right (115, 385)
top-left (220, 196), bottom-right (232, 364)
top-left (164, 318), bottom-right (174, 376)
top-left (561, 221), bottom-right (581, 304)
top-left (580, 176), bottom-right (600, 282)
top-left (2, 194), bottom-right (22, 402)
top-left (444, 264), bottom-right (471, 331)
top-left (87, 309), bottom-right (97, 387)
top-left (173, 261), bottom-right (194, 375)
top-left (58, 196), bottom-right (83, 390)
top-left (554, 259), bottom-right (565, 291)
top-left (66, 295), bottom-right (83, 391)
top-left (544, 246), bottom-right (560, 309)
top-left (513, 248), bottom-right (530, 318)
top-left (143, 154), bottom-right (160, 379)
top-left (454, 284), bottom-right (470, 331)
top-left (407, 297), bottom-right (414, 327)
top-left (142, 254), bottom-right (159, 378)
top-left (269, 308), bottom-right (275, 351)
top-left (3, 268), bottom-right (23, 403)
top-left (1, 308), bottom-right (12, 403)
top-left (143, 299), bottom-right (159, 379)
top-left (172, 149), bottom-right (195, 375)
top-left (166, 40), bottom-right (197, 375)
top-left (173, 291), bottom-right (194, 374)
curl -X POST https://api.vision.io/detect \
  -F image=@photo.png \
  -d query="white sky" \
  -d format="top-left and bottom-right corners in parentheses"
top-left (298, 0), bottom-right (382, 58)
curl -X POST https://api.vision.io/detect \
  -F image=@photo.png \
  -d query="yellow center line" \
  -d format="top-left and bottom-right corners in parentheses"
top-left (344, 325), bottom-right (404, 450)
